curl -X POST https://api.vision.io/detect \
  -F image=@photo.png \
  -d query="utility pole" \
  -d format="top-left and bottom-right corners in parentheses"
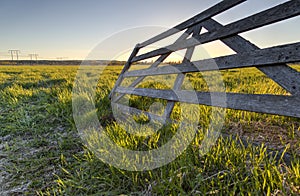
top-left (29, 54), bottom-right (35, 65)
top-left (9, 50), bottom-right (14, 61)
top-left (34, 53), bottom-right (38, 64)
top-left (8, 50), bottom-right (20, 64)
top-left (29, 53), bottom-right (38, 64)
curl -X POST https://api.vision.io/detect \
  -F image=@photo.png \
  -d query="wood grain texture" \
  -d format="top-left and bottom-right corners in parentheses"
top-left (115, 86), bottom-right (300, 118)
top-left (110, 1), bottom-right (300, 118)
top-left (202, 18), bottom-right (300, 95)
top-left (124, 42), bottom-right (300, 77)
top-left (132, 0), bottom-right (300, 62)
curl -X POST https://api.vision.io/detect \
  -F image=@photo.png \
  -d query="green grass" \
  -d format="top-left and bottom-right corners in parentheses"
top-left (0, 65), bottom-right (299, 195)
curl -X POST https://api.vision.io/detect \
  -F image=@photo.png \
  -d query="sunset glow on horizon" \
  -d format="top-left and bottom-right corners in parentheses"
top-left (0, 0), bottom-right (299, 61)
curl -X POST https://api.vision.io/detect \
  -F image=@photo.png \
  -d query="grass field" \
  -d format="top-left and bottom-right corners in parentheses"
top-left (0, 65), bottom-right (300, 195)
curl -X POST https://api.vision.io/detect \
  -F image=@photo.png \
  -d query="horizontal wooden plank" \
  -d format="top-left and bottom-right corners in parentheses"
top-left (112, 103), bottom-right (195, 126)
top-left (115, 87), bottom-right (300, 118)
top-left (138, 0), bottom-right (246, 48)
top-left (202, 18), bottom-right (300, 95)
top-left (124, 42), bottom-right (300, 77)
top-left (112, 103), bottom-right (166, 123)
top-left (132, 0), bottom-right (300, 62)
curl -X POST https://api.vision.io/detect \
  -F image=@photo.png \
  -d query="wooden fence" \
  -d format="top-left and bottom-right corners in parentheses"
top-left (109, 0), bottom-right (300, 121)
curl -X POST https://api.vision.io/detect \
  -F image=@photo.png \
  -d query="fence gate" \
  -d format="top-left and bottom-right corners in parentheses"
top-left (109, 0), bottom-right (300, 123)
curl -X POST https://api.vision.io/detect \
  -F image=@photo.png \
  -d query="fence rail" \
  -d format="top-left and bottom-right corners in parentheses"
top-left (110, 0), bottom-right (300, 119)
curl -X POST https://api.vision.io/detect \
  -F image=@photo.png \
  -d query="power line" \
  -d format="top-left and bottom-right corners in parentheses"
top-left (56, 57), bottom-right (68, 60)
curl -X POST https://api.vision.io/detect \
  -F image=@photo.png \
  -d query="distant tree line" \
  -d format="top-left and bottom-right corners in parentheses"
top-left (0, 60), bottom-right (183, 66)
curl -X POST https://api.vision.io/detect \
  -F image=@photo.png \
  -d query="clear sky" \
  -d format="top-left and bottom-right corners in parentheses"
top-left (0, 0), bottom-right (299, 60)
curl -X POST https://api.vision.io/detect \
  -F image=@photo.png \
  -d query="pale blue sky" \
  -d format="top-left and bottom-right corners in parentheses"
top-left (0, 0), bottom-right (299, 60)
